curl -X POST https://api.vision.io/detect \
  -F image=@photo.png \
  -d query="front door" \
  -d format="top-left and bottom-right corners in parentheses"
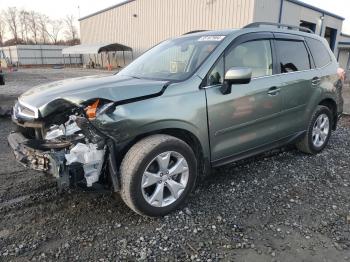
top-left (204, 33), bottom-right (285, 164)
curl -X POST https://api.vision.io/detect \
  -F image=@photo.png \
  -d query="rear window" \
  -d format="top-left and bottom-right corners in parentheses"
top-left (275, 40), bottom-right (311, 73)
top-left (305, 37), bottom-right (332, 68)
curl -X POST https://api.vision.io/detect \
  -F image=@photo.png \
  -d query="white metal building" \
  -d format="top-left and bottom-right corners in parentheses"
top-left (0, 45), bottom-right (82, 66)
top-left (79, 0), bottom-right (350, 71)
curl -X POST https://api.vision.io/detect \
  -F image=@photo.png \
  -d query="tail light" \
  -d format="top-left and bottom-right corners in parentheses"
top-left (337, 68), bottom-right (345, 81)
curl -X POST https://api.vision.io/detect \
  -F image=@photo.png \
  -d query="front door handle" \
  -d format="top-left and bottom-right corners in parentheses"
top-left (267, 86), bottom-right (281, 96)
top-left (311, 77), bottom-right (321, 86)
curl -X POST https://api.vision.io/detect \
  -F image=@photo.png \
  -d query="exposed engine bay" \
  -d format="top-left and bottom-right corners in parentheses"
top-left (7, 73), bottom-right (169, 193)
top-left (8, 99), bottom-right (120, 192)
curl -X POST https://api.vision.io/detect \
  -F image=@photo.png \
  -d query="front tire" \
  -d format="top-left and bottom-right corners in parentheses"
top-left (296, 105), bottom-right (333, 154)
top-left (120, 134), bottom-right (197, 217)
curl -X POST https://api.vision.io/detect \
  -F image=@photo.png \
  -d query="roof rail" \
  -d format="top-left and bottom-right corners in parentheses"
top-left (243, 22), bottom-right (314, 34)
top-left (183, 30), bottom-right (208, 35)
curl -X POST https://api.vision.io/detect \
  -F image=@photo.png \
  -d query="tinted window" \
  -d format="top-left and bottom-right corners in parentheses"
top-left (275, 40), bottom-right (310, 73)
top-left (305, 37), bottom-right (332, 68)
top-left (226, 40), bottom-right (273, 78)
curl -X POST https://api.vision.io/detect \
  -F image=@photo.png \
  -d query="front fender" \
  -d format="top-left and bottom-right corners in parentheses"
top-left (91, 87), bottom-right (210, 160)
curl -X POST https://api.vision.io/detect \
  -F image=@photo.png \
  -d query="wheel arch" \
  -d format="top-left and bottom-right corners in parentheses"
top-left (117, 128), bottom-right (211, 180)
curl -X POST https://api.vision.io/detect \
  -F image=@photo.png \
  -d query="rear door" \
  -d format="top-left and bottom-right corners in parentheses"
top-left (305, 37), bottom-right (341, 111)
top-left (272, 33), bottom-right (315, 136)
top-left (205, 33), bottom-right (285, 164)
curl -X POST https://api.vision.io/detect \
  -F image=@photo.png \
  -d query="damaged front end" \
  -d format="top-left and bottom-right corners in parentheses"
top-left (8, 99), bottom-right (120, 192)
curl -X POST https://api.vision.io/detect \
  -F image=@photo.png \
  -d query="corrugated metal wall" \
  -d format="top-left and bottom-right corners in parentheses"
top-left (253, 0), bottom-right (280, 23)
top-left (80, 0), bottom-right (255, 59)
top-left (253, 0), bottom-right (344, 57)
top-left (338, 49), bottom-right (349, 69)
top-left (0, 45), bottom-right (82, 65)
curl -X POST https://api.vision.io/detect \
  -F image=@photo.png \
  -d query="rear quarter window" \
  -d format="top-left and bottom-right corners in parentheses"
top-left (275, 40), bottom-right (311, 73)
top-left (305, 37), bottom-right (332, 68)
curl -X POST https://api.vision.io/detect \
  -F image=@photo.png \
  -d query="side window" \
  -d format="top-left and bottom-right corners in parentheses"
top-left (305, 37), bottom-right (332, 68)
top-left (275, 40), bottom-right (310, 73)
top-left (225, 40), bottom-right (273, 78)
top-left (207, 56), bottom-right (224, 86)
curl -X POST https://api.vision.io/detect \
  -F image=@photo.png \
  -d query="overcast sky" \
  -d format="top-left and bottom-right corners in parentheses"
top-left (1, 0), bottom-right (350, 34)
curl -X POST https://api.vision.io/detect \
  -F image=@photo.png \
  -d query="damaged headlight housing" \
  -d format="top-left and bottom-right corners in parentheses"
top-left (42, 98), bottom-right (116, 188)
top-left (45, 115), bottom-right (82, 140)
top-left (85, 99), bottom-right (115, 120)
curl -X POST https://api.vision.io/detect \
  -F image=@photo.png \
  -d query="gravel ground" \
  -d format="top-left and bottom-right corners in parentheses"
top-left (1, 68), bottom-right (111, 97)
top-left (0, 69), bottom-right (350, 261)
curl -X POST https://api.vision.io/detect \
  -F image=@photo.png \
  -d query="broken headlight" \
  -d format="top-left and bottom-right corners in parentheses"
top-left (84, 99), bottom-right (115, 120)
top-left (45, 115), bottom-right (82, 140)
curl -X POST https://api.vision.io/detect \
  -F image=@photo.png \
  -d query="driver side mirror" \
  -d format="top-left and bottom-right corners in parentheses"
top-left (220, 67), bottom-right (252, 95)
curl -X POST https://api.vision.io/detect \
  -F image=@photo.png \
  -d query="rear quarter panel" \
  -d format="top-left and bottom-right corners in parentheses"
top-left (306, 62), bottom-right (340, 125)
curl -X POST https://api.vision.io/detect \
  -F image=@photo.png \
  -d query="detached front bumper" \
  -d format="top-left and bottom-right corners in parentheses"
top-left (7, 131), bottom-right (96, 189)
top-left (7, 132), bottom-right (61, 177)
top-left (8, 130), bottom-right (120, 192)
top-left (8, 102), bottom-right (122, 191)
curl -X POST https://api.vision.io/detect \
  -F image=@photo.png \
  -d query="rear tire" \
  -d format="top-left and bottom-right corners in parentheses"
top-left (296, 105), bottom-right (332, 154)
top-left (120, 134), bottom-right (197, 217)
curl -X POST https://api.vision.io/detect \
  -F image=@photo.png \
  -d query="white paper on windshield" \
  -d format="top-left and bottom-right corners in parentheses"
top-left (198, 36), bottom-right (225, 41)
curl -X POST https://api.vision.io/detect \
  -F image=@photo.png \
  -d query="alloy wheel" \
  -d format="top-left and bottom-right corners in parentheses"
top-left (141, 151), bottom-right (189, 207)
top-left (312, 113), bottom-right (330, 147)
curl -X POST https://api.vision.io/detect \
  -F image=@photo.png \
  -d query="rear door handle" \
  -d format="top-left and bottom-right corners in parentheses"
top-left (311, 77), bottom-right (321, 86)
top-left (267, 86), bottom-right (281, 96)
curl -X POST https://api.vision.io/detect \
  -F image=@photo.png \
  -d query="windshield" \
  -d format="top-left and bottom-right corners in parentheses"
top-left (119, 35), bottom-right (225, 81)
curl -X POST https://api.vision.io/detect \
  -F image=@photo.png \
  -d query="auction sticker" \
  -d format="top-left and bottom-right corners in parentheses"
top-left (198, 36), bottom-right (226, 41)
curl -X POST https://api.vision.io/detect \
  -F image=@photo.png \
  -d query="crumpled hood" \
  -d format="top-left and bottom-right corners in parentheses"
top-left (19, 74), bottom-right (168, 117)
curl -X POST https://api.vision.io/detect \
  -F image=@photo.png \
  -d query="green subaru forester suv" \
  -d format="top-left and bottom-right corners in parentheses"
top-left (8, 23), bottom-right (343, 216)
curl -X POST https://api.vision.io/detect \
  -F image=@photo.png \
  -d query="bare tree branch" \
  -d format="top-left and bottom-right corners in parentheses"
top-left (46, 19), bottom-right (63, 44)
top-left (0, 8), bottom-right (78, 45)
top-left (19, 10), bottom-right (30, 43)
top-left (28, 11), bottom-right (39, 44)
top-left (4, 7), bottom-right (19, 44)
top-left (0, 13), bottom-right (6, 46)
top-left (64, 15), bottom-right (78, 41)
top-left (37, 13), bottom-right (49, 44)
